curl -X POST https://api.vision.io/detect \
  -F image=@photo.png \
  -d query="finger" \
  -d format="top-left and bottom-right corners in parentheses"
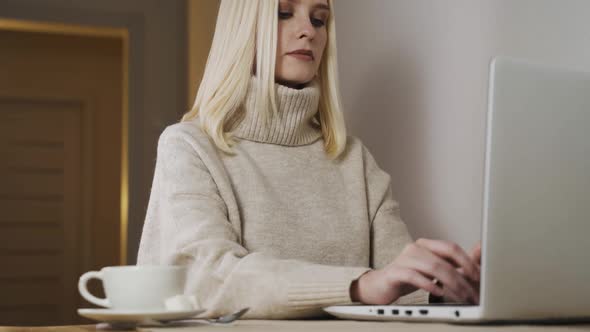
top-left (434, 276), bottom-right (471, 304)
top-left (389, 267), bottom-right (444, 297)
top-left (459, 267), bottom-right (481, 305)
top-left (398, 243), bottom-right (477, 303)
top-left (416, 238), bottom-right (480, 282)
top-left (471, 242), bottom-right (482, 265)
top-left (441, 285), bottom-right (463, 304)
top-left (399, 245), bottom-right (478, 304)
top-left (468, 279), bottom-right (480, 305)
top-left (458, 267), bottom-right (481, 304)
top-left (416, 238), bottom-right (479, 282)
top-left (428, 251), bottom-right (478, 304)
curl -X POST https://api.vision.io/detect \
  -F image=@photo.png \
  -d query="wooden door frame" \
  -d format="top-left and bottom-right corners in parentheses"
top-left (0, 0), bottom-right (188, 265)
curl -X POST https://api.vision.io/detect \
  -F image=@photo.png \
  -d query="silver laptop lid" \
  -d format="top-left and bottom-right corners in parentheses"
top-left (481, 56), bottom-right (590, 320)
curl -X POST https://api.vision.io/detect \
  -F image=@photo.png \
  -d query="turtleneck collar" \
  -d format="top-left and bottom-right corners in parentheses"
top-left (228, 75), bottom-right (323, 146)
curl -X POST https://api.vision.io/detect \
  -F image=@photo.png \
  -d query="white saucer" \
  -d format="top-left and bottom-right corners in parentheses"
top-left (77, 308), bottom-right (206, 323)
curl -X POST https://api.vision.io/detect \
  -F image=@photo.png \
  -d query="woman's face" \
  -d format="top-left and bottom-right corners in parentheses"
top-left (275, 0), bottom-right (330, 89)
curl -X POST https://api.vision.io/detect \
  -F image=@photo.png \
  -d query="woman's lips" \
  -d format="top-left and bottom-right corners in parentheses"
top-left (288, 53), bottom-right (314, 61)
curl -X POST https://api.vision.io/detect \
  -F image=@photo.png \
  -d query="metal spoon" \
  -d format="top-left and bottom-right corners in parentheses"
top-left (144, 307), bottom-right (250, 326)
top-left (205, 307), bottom-right (250, 324)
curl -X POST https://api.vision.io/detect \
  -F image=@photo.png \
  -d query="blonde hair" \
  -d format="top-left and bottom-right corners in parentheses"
top-left (182, 0), bottom-right (347, 160)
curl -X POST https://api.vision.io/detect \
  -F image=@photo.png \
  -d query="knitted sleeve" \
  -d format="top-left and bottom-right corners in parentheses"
top-left (362, 145), bottom-right (430, 304)
top-left (137, 127), bottom-right (371, 319)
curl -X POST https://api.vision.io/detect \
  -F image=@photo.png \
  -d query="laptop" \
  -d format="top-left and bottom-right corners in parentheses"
top-left (324, 56), bottom-right (590, 323)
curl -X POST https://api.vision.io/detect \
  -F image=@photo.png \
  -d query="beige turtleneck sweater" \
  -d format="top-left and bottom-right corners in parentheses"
top-left (137, 76), bottom-right (428, 319)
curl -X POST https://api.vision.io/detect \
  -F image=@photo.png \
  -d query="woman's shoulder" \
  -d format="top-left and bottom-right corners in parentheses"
top-left (342, 134), bottom-right (373, 159)
top-left (342, 134), bottom-right (384, 170)
top-left (156, 117), bottom-right (217, 157)
top-left (159, 117), bottom-right (207, 140)
top-left (345, 134), bottom-right (364, 149)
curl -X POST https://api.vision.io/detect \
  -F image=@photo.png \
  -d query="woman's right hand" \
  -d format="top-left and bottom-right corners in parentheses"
top-left (350, 238), bottom-right (480, 305)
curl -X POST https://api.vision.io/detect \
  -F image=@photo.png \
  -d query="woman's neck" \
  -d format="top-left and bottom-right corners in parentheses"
top-left (275, 78), bottom-right (311, 90)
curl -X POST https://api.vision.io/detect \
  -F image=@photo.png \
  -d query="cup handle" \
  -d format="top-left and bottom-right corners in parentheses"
top-left (78, 271), bottom-right (111, 308)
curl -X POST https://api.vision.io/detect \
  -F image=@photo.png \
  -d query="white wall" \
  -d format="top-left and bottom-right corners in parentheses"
top-left (334, 0), bottom-right (590, 249)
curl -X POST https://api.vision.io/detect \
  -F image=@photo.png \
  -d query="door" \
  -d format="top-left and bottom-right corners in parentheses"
top-left (0, 24), bottom-right (126, 326)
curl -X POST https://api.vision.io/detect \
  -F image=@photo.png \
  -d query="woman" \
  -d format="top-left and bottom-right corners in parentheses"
top-left (137, 0), bottom-right (481, 319)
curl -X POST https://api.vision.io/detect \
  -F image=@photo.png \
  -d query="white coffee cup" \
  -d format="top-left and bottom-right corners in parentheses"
top-left (78, 265), bottom-right (187, 311)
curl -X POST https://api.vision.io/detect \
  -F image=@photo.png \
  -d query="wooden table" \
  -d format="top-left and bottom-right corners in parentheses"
top-left (2, 320), bottom-right (590, 332)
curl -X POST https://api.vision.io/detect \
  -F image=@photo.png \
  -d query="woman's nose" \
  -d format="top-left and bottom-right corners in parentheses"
top-left (295, 17), bottom-right (316, 40)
